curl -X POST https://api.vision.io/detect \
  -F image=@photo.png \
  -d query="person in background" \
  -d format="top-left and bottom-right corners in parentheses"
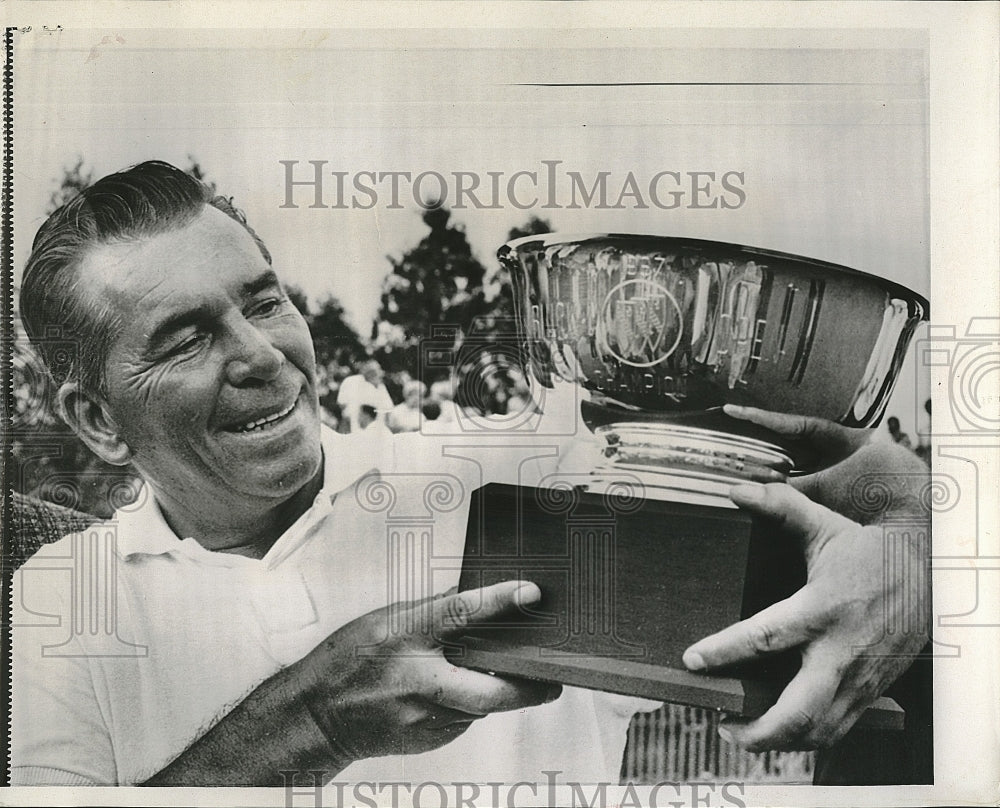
top-left (505, 368), bottom-right (536, 417)
top-left (421, 399), bottom-right (442, 424)
top-left (886, 416), bottom-right (913, 450)
top-left (387, 380), bottom-right (426, 433)
top-left (915, 399), bottom-right (932, 465)
top-left (336, 358), bottom-right (394, 432)
top-left (356, 403), bottom-right (390, 435)
top-left (428, 378), bottom-right (461, 425)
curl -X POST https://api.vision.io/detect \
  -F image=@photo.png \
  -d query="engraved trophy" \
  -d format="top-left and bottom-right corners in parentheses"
top-left (451, 234), bottom-right (928, 719)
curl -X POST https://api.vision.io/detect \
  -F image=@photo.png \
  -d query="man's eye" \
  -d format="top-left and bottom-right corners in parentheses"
top-left (164, 333), bottom-right (206, 358)
top-left (249, 297), bottom-right (287, 317)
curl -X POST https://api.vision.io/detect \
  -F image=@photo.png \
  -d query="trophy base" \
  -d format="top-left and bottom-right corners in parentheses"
top-left (449, 482), bottom-right (903, 730)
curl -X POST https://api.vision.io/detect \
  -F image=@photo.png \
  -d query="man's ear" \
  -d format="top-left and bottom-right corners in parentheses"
top-left (56, 383), bottom-right (132, 466)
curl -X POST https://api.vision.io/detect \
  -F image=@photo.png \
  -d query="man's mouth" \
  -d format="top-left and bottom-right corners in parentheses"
top-left (231, 400), bottom-right (297, 433)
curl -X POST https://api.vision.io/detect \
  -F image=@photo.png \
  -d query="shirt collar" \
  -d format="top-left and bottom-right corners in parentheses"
top-left (115, 425), bottom-right (393, 560)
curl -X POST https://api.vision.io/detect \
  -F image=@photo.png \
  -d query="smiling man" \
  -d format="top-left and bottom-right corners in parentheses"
top-left (12, 161), bottom-right (931, 788)
top-left (12, 162), bottom-right (591, 786)
top-left (59, 199), bottom-right (324, 557)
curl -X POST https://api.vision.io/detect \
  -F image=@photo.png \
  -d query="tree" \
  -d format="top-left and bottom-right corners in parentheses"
top-left (309, 296), bottom-right (366, 369)
top-left (46, 155), bottom-right (93, 213)
top-left (376, 208), bottom-right (486, 341)
top-left (283, 284), bottom-right (365, 373)
top-left (506, 215), bottom-right (552, 242)
top-left (184, 154), bottom-right (217, 195)
top-left (371, 210), bottom-right (553, 414)
top-left (284, 284), bottom-right (310, 316)
top-left (372, 206), bottom-right (490, 381)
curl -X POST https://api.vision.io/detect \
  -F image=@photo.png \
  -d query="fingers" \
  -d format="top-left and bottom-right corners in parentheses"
top-left (430, 580), bottom-right (541, 638)
top-left (420, 662), bottom-right (561, 715)
top-left (723, 405), bottom-right (863, 446)
top-left (719, 651), bottom-right (843, 751)
top-left (724, 404), bottom-right (827, 437)
top-left (793, 442), bottom-right (934, 523)
top-left (723, 404), bottom-right (870, 467)
top-left (683, 586), bottom-right (823, 670)
top-left (373, 580), bottom-right (541, 659)
top-left (416, 704), bottom-right (481, 729)
top-left (686, 484), bottom-right (854, 670)
top-left (729, 482), bottom-right (854, 538)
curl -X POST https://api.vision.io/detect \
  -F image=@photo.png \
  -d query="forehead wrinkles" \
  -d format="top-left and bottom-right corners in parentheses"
top-left (79, 211), bottom-right (264, 316)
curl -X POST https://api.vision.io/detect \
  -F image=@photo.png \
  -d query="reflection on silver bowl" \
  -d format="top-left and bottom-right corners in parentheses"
top-left (499, 234), bottom-right (928, 428)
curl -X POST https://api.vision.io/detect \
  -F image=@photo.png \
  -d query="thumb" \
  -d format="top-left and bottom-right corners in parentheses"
top-left (730, 482), bottom-right (854, 541)
top-left (431, 580), bottom-right (542, 638)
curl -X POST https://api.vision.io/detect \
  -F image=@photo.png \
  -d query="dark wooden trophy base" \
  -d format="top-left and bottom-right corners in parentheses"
top-left (448, 482), bottom-right (902, 729)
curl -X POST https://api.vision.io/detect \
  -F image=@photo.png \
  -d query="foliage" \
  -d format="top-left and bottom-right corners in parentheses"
top-left (293, 290), bottom-right (367, 410)
top-left (372, 207), bottom-right (486, 379)
top-left (371, 208), bottom-right (552, 413)
top-left (309, 296), bottom-right (365, 368)
top-left (46, 155), bottom-right (93, 213)
top-left (506, 216), bottom-right (553, 242)
top-left (284, 285), bottom-right (310, 316)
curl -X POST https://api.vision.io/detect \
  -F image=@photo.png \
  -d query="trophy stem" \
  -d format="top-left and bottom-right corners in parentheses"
top-left (586, 422), bottom-right (793, 508)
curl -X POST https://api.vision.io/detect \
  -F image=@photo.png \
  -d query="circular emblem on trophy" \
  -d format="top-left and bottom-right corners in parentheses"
top-left (598, 278), bottom-right (684, 368)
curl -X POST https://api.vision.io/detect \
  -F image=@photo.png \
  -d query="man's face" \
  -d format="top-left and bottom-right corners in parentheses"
top-left (81, 206), bottom-right (321, 509)
top-left (361, 363), bottom-right (382, 386)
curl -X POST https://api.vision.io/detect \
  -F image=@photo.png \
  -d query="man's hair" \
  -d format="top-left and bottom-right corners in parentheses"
top-left (20, 160), bottom-right (272, 394)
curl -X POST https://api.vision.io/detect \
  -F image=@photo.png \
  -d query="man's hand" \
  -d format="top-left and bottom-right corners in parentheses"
top-left (145, 580), bottom-right (557, 785)
top-left (682, 407), bottom-right (930, 751)
top-left (725, 403), bottom-right (931, 522)
top-left (294, 580), bottom-right (560, 765)
top-left (723, 404), bottom-right (873, 472)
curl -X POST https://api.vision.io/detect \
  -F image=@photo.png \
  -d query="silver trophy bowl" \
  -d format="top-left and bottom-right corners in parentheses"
top-left (499, 234), bottom-right (928, 504)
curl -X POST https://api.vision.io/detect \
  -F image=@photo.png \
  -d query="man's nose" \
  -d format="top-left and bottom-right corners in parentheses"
top-left (224, 318), bottom-right (284, 385)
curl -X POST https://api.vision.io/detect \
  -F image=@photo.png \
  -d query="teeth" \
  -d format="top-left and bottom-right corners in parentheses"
top-left (237, 401), bottom-right (295, 432)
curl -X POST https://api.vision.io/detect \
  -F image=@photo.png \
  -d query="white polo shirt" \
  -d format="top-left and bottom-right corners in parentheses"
top-left (11, 427), bottom-right (651, 786)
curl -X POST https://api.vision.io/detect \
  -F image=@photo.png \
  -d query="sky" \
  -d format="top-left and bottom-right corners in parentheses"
top-left (12, 26), bottom-right (930, 431)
